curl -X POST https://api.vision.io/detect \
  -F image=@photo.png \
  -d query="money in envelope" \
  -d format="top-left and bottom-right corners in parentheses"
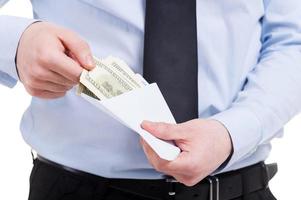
top-left (77, 56), bottom-right (181, 161)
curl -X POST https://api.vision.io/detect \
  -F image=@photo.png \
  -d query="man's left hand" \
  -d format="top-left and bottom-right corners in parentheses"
top-left (140, 119), bottom-right (232, 186)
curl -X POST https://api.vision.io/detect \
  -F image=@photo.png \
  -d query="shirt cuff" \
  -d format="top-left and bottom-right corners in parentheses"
top-left (0, 16), bottom-right (38, 88)
top-left (210, 106), bottom-right (263, 172)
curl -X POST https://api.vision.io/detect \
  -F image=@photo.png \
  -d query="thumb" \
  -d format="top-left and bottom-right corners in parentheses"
top-left (141, 120), bottom-right (183, 141)
top-left (58, 29), bottom-right (95, 70)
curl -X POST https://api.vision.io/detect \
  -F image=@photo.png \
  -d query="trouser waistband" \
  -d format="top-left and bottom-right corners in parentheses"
top-left (36, 155), bottom-right (277, 200)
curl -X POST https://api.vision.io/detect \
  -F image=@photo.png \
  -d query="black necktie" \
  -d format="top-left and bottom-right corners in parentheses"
top-left (143, 0), bottom-right (198, 123)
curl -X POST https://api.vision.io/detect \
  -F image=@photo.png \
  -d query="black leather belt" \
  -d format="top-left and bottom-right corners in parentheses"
top-left (36, 155), bottom-right (277, 200)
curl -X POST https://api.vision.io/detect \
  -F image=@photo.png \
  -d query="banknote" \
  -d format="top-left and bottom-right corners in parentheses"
top-left (101, 56), bottom-right (144, 88)
top-left (77, 56), bottom-right (146, 100)
top-left (77, 83), bottom-right (99, 100)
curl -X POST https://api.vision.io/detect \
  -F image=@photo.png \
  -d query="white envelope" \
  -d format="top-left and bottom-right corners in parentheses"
top-left (81, 83), bottom-right (181, 161)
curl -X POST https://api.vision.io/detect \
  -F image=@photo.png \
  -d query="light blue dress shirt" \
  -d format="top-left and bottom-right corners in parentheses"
top-left (1, 0), bottom-right (301, 179)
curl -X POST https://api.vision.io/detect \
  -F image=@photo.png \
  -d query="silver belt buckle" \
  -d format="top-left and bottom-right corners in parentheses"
top-left (206, 176), bottom-right (220, 200)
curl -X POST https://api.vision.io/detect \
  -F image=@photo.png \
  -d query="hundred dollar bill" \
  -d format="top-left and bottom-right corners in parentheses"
top-left (101, 56), bottom-right (145, 88)
top-left (77, 81), bottom-right (100, 100)
top-left (78, 56), bottom-right (144, 100)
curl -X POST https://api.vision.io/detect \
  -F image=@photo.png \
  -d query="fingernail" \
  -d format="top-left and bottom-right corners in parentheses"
top-left (142, 120), bottom-right (152, 126)
top-left (85, 54), bottom-right (94, 69)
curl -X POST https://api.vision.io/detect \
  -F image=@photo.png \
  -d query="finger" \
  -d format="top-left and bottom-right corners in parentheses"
top-left (58, 29), bottom-right (95, 70)
top-left (141, 139), bottom-right (168, 171)
top-left (26, 87), bottom-right (66, 99)
top-left (50, 53), bottom-right (83, 83)
top-left (141, 139), bottom-right (189, 178)
top-left (141, 138), bottom-right (161, 164)
top-left (165, 152), bottom-right (191, 175)
top-left (141, 121), bottom-right (184, 140)
top-left (141, 139), bottom-right (165, 170)
top-left (45, 70), bottom-right (76, 86)
top-left (66, 50), bottom-right (80, 65)
top-left (141, 138), bottom-right (196, 179)
top-left (39, 91), bottom-right (66, 99)
top-left (140, 138), bottom-right (182, 176)
top-left (28, 78), bottom-right (73, 93)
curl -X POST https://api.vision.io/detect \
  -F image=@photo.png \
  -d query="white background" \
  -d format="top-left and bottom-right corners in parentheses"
top-left (0, 0), bottom-right (300, 199)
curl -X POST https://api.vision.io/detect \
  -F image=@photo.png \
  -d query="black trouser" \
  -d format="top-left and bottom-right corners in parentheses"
top-left (28, 158), bottom-right (277, 200)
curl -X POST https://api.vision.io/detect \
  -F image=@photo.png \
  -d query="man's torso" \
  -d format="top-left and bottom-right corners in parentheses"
top-left (22, 0), bottom-right (274, 179)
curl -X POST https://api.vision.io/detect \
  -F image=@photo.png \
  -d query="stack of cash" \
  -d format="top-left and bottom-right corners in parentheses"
top-left (77, 56), bottom-right (147, 100)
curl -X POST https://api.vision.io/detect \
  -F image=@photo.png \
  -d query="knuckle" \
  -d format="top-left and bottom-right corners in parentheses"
top-left (37, 49), bottom-right (51, 64)
top-left (34, 68), bottom-right (47, 80)
top-left (38, 50), bottom-right (58, 66)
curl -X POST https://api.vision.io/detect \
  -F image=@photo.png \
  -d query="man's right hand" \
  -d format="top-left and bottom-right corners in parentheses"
top-left (16, 22), bottom-right (95, 99)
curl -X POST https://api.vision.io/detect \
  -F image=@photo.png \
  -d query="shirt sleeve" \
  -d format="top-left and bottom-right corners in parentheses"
top-left (210, 0), bottom-right (301, 170)
top-left (0, 15), bottom-right (37, 88)
top-left (0, 0), bottom-right (9, 7)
